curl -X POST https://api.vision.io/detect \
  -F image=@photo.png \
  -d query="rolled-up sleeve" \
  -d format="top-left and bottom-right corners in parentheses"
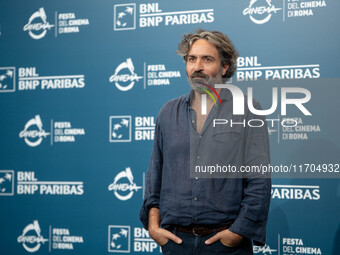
top-left (139, 114), bottom-right (163, 230)
top-left (228, 101), bottom-right (271, 245)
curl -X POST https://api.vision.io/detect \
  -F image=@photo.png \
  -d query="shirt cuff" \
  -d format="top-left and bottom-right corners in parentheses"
top-left (228, 216), bottom-right (267, 246)
top-left (139, 201), bottom-right (159, 230)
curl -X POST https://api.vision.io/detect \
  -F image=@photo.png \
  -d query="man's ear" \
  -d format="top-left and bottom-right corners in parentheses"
top-left (222, 64), bottom-right (229, 76)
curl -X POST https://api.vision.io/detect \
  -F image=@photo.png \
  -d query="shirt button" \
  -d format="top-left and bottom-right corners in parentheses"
top-left (192, 120), bottom-right (195, 123)
top-left (195, 176), bottom-right (199, 180)
top-left (193, 197), bottom-right (198, 201)
top-left (199, 135), bottom-right (202, 139)
top-left (197, 156), bottom-right (200, 159)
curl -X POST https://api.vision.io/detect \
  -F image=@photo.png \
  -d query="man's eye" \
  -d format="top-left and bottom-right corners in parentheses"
top-left (205, 58), bottom-right (212, 62)
top-left (188, 57), bottom-right (195, 62)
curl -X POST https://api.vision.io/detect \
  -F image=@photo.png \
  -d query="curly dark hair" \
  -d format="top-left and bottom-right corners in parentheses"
top-left (177, 29), bottom-right (239, 79)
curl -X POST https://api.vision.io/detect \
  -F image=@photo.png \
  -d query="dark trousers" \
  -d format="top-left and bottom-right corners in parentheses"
top-left (161, 228), bottom-right (253, 255)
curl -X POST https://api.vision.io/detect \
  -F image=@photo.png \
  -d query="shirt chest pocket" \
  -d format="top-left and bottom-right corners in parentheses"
top-left (209, 130), bottom-right (242, 160)
top-left (212, 130), bottom-right (241, 143)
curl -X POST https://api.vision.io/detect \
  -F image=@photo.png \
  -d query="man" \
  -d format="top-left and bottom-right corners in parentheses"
top-left (140, 29), bottom-right (271, 254)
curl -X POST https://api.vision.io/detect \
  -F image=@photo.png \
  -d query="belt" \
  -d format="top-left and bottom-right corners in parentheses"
top-left (175, 224), bottom-right (231, 236)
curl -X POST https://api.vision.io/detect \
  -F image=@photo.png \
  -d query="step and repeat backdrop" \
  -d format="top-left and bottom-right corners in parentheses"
top-left (1, 0), bottom-right (340, 254)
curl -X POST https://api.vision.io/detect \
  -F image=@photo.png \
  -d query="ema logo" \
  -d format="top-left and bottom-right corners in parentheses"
top-left (17, 220), bottom-right (48, 252)
top-left (114, 4), bottom-right (136, 31)
top-left (254, 244), bottom-right (277, 254)
top-left (23, 7), bottom-right (54, 39)
top-left (19, 116), bottom-right (85, 146)
top-left (110, 116), bottom-right (131, 142)
top-left (0, 170), bottom-right (14, 196)
top-left (243, 0), bottom-right (282, 24)
top-left (109, 58), bottom-right (143, 91)
top-left (19, 115), bottom-right (50, 147)
top-left (108, 225), bottom-right (130, 252)
top-left (0, 67), bottom-right (15, 92)
top-left (108, 167), bottom-right (142, 201)
top-left (109, 60), bottom-right (181, 91)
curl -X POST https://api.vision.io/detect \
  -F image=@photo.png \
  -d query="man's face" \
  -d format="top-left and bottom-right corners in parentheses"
top-left (186, 39), bottom-right (228, 93)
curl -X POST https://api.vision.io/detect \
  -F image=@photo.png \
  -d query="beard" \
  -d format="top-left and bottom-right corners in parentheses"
top-left (187, 69), bottom-right (224, 94)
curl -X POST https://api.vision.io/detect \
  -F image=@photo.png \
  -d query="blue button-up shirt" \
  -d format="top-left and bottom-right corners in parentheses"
top-left (140, 88), bottom-right (271, 245)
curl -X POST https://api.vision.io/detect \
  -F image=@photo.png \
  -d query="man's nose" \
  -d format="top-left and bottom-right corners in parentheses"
top-left (193, 59), bottom-right (204, 72)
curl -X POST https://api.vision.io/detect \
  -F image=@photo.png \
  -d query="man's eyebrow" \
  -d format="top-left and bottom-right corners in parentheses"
top-left (187, 54), bottom-right (215, 59)
top-left (201, 55), bottom-right (215, 59)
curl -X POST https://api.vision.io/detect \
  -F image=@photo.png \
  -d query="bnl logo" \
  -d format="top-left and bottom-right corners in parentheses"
top-left (0, 170), bottom-right (14, 196)
top-left (110, 116), bottom-right (131, 142)
top-left (108, 225), bottom-right (130, 253)
top-left (0, 67), bottom-right (15, 92)
top-left (114, 4), bottom-right (136, 31)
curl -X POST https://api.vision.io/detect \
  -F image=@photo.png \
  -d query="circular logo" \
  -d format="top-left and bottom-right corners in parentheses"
top-left (23, 8), bottom-right (54, 39)
top-left (243, 0), bottom-right (282, 24)
top-left (19, 115), bottom-right (50, 147)
top-left (108, 167), bottom-right (142, 200)
top-left (109, 58), bottom-right (143, 91)
top-left (17, 221), bottom-right (48, 252)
